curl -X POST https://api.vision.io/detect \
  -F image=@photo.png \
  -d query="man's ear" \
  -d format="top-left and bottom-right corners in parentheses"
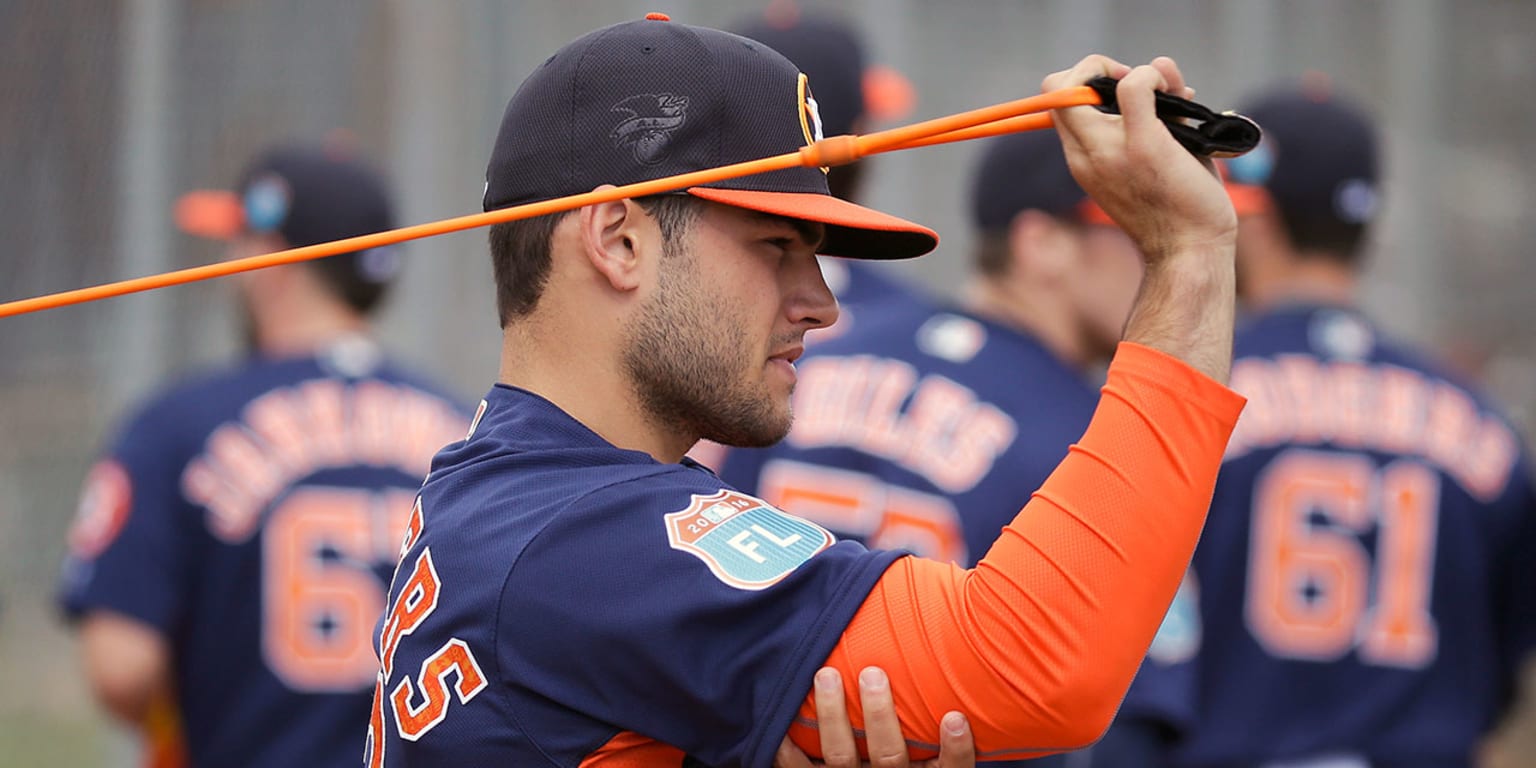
top-left (577, 188), bottom-right (656, 293)
top-left (1007, 208), bottom-right (1075, 281)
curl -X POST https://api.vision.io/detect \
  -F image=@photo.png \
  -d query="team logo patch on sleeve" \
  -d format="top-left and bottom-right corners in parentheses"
top-left (69, 460), bottom-right (132, 559)
top-left (665, 489), bottom-right (834, 590)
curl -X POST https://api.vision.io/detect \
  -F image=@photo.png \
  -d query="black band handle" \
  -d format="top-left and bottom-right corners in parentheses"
top-left (1085, 76), bottom-right (1262, 158)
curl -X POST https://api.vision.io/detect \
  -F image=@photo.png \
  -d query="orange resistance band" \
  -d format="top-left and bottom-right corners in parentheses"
top-left (0, 86), bottom-right (1096, 320)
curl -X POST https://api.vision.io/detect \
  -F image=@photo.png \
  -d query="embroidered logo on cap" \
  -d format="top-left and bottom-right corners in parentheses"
top-left (797, 73), bottom-right (828, 174)
top-left (611, 93), bottom-right (690, 165)
top-left (797, 73), bottom-right (825, 146)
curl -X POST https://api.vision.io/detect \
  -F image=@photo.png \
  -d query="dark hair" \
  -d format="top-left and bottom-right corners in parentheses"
top-left (489, 194), bottom-right (702, 328)
top-left (308, 256), bottom-right (391, 315)
top-left (1275, 211), bottom-right (1369, 265)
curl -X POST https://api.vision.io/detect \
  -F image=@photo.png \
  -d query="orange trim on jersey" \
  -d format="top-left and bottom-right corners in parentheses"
top-left (141, 691), bottom-right (188, 768)
top-left (579, 730), bottom-right (686, 767)
top-left (791, 342), bottom-right (1245, 760)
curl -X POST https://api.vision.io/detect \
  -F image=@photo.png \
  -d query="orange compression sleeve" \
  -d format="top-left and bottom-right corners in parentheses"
top-left (790, 342), bottom-right (1246, 761)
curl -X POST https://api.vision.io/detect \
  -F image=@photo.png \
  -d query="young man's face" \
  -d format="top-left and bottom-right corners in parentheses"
top-left (623, 201), bottom-right (835, 448)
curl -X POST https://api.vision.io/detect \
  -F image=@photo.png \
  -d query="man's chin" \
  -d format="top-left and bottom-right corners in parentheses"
top-left (707, 413), bottom-right (791, 449)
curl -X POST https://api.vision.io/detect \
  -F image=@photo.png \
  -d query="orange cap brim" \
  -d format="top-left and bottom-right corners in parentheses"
top-left (686, 187), bottom-right (938, 260)
top-left (174, 189), bottom-right (244, 240)
top-left (1224, 183), bottom-right (1271, 217)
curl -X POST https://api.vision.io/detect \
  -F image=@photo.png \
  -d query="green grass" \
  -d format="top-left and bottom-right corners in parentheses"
top-left (0, 710), bottom-right (111, 768)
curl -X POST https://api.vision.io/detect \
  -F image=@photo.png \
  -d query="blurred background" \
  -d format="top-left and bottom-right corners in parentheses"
top-left (1, 0), bottom-right (1532, 764)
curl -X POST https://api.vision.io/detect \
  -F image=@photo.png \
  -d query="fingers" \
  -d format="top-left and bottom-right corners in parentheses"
top-left (1041, 54), bottom-right (1131, 92)
top-left (1115, 64), bottom-right (1169, 137)
top-left (775, 737), bottom-right (815, 768)
top-left (813, 668), bottom-right (860, 768)
top-left (933, 712), bottom-right (976, 768)
top-left (1149, 55), bottom-right (1193, 99)
top-left (859, 667), bottom-right (908, 767)
top-left (1045, 55), bottom-right (1133, 158)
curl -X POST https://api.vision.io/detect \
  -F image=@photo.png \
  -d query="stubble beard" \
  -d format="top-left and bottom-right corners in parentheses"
top-left (623, 243), bottom-right (793, 450)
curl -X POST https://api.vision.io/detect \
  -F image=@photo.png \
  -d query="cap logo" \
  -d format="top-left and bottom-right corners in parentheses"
top-left (610, 93), bottom-right (690, 165)
top-left (797, 73), bottom-right (827, 174)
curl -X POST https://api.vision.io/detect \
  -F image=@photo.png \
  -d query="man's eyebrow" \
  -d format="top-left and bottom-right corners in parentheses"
top-left (750, 212), bottom-right (826, 250)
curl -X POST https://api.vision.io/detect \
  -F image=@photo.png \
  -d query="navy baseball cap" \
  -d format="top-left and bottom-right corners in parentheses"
top-left (175, 143), bottom-right (402, 286)
top-left (970, 129), bottom-right (1112, 233)
top-left (1223, 84), bottom-right (1380, 228)
top-left (482, 13), bottom-right (937, 261)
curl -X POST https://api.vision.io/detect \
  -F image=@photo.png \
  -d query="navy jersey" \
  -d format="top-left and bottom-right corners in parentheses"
top-left (1128, 305), bottom-right (1536, 767)
top-left (59, 339), bottom-right (470, 768)
top-left (718, 301), bottom-right (1100, 567)
top-left (367, 385), bottom-right (903, 768)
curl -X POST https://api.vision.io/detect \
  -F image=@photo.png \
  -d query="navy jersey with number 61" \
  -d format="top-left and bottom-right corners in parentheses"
top-left (59, 341), bottom-right (469, 768)
top-left (1126, 305), bottom-right (1536, 767)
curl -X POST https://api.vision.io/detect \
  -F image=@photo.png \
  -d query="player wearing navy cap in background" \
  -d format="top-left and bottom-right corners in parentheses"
top-left (369, 12), bottom-right (1248, 768)
top-left (1097, 82), bottom-right (1536, 768)
top-left (58, 143), bottom-right (470, 768)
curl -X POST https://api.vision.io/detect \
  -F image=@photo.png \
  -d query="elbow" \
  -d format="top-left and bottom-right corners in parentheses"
top-left (78, 612), bottom-right (171, 726)
top-left (88, 669), bottom-right (158, 725)
top-left (1029, 659), bottom-right (1131, 750)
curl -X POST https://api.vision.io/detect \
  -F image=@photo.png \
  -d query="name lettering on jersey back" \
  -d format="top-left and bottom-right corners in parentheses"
top-left (181, 380), bottom-right (466, 542)
top-left (1226, 355), bottom-right (1519, 501)
top-left (788, 356), bottom-right (1018, 494)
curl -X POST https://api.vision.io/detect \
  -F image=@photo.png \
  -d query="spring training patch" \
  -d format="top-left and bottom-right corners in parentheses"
top-left (665, 489), bottom-right (833, 590)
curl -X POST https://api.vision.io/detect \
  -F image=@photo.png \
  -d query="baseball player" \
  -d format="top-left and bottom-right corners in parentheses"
top-left (57, 144), bottom-right (470, 768)
top-left (369, 14), bottom-right (1245, 768)
top-left (1098, 84), bottom-right (1536, 767)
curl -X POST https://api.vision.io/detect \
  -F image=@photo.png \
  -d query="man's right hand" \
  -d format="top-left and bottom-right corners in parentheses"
top-left (1045, 55), bottom-right (1236, 263)
top-left (1045, 55), bottom-right (1238, 384)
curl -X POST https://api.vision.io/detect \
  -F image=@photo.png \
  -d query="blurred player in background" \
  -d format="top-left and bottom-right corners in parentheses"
top-left (57, 143), bottom-right (470, 768)
top-left (731, 2), bottom-right (928, 338)
top-left (1098, 82), bottom-right (1536, 767)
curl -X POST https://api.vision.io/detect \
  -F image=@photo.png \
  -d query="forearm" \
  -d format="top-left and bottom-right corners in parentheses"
top-left (1121, 245), bottom-right (1236, 385)
top-left (793, 344), bottom-right (1244, 758)
top-left (79, 611), bottom-right (174, 726)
